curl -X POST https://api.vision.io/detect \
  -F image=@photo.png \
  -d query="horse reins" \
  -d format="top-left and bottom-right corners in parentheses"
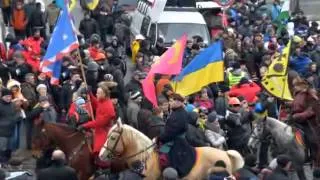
top-left (103, 127), bottom-right (156, 161)
top-left (41, 126), bottom-right (92, 162)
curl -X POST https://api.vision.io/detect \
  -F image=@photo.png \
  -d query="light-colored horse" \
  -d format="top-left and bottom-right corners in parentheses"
top-left (248, 116), bottom-right (307, 180)
top-left (99, 118), bottom-right (244, 180)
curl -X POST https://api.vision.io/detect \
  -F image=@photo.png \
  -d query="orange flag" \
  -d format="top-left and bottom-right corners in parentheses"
top-left (142, 34), bottom-right (187, 106)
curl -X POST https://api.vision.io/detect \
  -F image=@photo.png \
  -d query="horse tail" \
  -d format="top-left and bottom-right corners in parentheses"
top-left (226, 150), bottom-right (244, 172)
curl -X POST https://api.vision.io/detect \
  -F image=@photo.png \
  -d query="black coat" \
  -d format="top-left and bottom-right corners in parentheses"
top-left (37, 161), bottom-right (78, 180)
top-left (236, 166), bottom-right (259, 180)
top-left (29, 9), bottom-right (45, 28)
top-left (186, 124), bottom-right (208, 147)
top-left (125, 79), bottom-right (142, 94)
top-left (265, 167), bottom-right (290, 180)
top-left (159, 107), bottom-right (195, 177)
top-left (9, 63), bottom-right (32, 83)
top-left (79, 18), bottom-right (100, 39)
top-left (21, 82), bottom-right (37, 110)
top-left (159, 107), bottom-right (189, 143)
top-left (0, 100), bottom-right (21, 137)
top-left (60, 81), bottom-right (81, 111)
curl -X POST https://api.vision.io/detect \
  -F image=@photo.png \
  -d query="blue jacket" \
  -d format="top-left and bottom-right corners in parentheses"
top-left (271, 4), bottom-right (281, 21)
top-left (289, 55), bottom-right (312, 76)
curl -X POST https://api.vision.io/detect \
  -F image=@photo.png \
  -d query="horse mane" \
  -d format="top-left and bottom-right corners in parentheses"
top-left (266, 117), bottom-right (293, 140)
top-left (109, 124), bottom-right (153, 161)
top-left (45, 122), bottom-right (84, 139)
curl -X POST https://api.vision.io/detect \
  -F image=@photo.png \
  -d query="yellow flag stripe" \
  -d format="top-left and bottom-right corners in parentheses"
top-left (172, 61), bottom-right (224, 97)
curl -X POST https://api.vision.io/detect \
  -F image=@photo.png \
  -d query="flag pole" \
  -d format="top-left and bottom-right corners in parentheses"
top-left (77, 49), bottom-right (95, 121)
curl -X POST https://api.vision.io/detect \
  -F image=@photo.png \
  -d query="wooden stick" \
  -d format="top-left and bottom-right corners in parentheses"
top-left (77, 49), bottom-right (95, 121)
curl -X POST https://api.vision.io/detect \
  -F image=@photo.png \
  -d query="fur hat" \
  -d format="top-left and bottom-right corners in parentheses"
top-left (36, 84), bottom-right (47, 92)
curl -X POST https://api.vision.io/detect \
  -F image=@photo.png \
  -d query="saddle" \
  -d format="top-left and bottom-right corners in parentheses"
top-left (292, 126), bottom-right (306, 148)
top-left (292, 125), bottom-right (307, 148)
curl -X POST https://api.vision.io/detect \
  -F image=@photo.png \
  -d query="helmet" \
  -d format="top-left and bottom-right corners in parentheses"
top-left (228, 97), bottom-right (240, 105)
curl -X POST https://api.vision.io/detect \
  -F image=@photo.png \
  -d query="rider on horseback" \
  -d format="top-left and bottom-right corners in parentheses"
top-left (157, 93), bottom-right (196, 177)
top-left (290, 78), bottom-right (320, 166)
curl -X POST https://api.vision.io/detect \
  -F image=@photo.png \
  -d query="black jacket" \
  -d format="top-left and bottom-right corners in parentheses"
top-left (9, 63), bottom-right (32, 83)
top-left (265, 167), bottom-right (290, 180)
top-left (159, 107), bottom-right (189, 143)
top-left (21, 82), bottom-right (37, 110)
top-left (125, 79), bottom-right (142, 94)
top-left (79, 18), bottom-right (100, 39)
top-left (236, 166), bottom-right (259, 180)
top-left (60, 81), bottom-right (81, 111)
top-left (30, 9), bottom-right (45, 27)
top-left (0, 100), bottom-right (21, 137)
top-left (37, 161), bottom-right (78, 180)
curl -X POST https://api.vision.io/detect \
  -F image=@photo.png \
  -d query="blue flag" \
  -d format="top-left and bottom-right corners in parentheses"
top-left (40, 4), bottom-right (78, 84)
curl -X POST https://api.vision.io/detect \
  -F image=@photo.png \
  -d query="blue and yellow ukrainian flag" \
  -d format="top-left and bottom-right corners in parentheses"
top-left (172, 41), bottom-right (224, 96)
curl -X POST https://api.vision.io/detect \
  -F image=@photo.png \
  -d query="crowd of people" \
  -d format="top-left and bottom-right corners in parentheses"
top-left (0, 0), bottom-right (320, 179)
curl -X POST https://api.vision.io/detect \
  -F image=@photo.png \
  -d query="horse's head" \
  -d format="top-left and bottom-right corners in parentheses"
top-left (32, 118), bottom-right (53, 151)
top-left (248, 115), bottom-right (268, 150)
top-left (100, 118), bottom-right (125, 161)
top-left (32, 118), bottom-right (83, 153)
top-left (99, 118), bottom-right (153, 162)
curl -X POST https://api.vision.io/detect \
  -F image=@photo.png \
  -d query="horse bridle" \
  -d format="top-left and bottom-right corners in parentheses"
top-left (40, 126), bottom-right (92, 162)
top-left (102, 127), bottom-right (156, 161)
top-left (103, 127), bottom-right (124, 159)
top-left (250, 119), bottom-right (271, 143)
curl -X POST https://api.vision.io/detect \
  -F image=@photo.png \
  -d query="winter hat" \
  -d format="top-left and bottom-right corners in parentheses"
top-left (36, 84), bottom-right (47, 92)
top-left (276, 154), bottom-right (291, 168)
top-left (104, 74), bottom-right (114, 81)
top-left (75, 97), bottom-right (85, 106)
top-left (1, 88), bottom-right (12, 97)
top-left (172, 93), bottom-right (185, 102)
top-left (207, 111), bottom-right (218, 123)
top-left (6, 79), bottom-right (21, 90)
top-left (162, 167), bottom-right (178, 180)
top-left (135, 34), bottom-right (145, 40)
top-left (245, 154), bottom-right (257, 167)
top-left (38, 96), bottom-right (48, 102)
top-left (130, 91), bottom-right (142, 101)
top-left (232, 62), bottom-right (241, 70)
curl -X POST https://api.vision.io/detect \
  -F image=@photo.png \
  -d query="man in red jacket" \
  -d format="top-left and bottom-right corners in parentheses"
top-left (78, 84), bottom-right (115, 167)
top-left (228, 77), bottom-right (261, 104)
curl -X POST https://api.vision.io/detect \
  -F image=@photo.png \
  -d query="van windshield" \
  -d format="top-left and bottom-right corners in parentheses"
top-left (158, 23), bottom-right (210, 45)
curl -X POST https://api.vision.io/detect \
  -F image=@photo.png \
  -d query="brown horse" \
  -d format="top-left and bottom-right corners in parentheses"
top-left (99, 118), bottom-right (244, 180)
top-left (32, 120), bottom-right (94, 180)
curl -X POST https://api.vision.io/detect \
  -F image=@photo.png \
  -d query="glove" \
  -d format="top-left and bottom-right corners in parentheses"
top-left (77, 125), bottom-right (85, 132)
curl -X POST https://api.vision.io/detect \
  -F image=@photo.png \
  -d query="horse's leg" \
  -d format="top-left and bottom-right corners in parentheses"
top-left (296, 165), bottom-right (307, 180)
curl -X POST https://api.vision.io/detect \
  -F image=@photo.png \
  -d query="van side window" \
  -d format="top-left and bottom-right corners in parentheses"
top-left (141, 16), bottom-right (151, 37)
top-left (149, 23), bottom-right (157, 46)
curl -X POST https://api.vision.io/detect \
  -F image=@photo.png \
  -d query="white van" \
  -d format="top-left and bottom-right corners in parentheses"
top-left (130, 0), bottom-right (210, 47)
top-left (157, 8), bottom-right (210, 46)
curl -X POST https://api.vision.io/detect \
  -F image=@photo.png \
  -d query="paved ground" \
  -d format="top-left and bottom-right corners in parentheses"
top-left (299, 0), bottom-right (320, 21)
